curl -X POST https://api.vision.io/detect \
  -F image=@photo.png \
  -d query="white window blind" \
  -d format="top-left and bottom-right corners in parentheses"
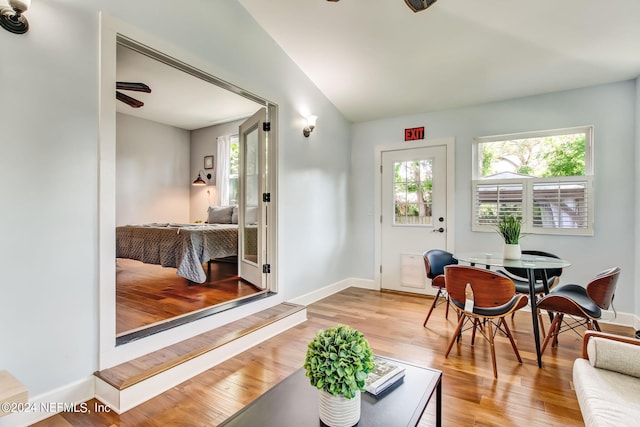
top-left (473, 181), bottom-right (523, 227)
top-left (532, 178), bottom-right (591, 231)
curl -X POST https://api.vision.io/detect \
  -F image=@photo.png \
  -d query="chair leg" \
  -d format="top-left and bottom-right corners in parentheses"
top-left (592, 320), bottom-right (601, 332)
top-left (445, 295), bottom-right (450, 319)
top-left (500, 318), bottom-right (522, 363)
top-left (486, 319), bottom-right (498, 378)
top-left (551, 314), bottom-right (563, 347)
top-left (423, 289), bottom-right (443, 327)
top-left (445, 314), bottom-right (466, 358)
top-left (538, 311), bottom-right (546, 338)
top-left (541, 314), bottom-right (561, 355)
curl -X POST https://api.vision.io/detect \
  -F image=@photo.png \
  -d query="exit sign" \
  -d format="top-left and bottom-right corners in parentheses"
top-left (404, 127), bottom-right (425, 141)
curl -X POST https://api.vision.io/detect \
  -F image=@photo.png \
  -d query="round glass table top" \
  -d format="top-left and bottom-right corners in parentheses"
top-left (453, 252), bottom-right (571, 269)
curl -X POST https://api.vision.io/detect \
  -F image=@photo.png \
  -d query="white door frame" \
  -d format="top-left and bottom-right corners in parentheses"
top-left (374, 137), bottom-right (456, 290)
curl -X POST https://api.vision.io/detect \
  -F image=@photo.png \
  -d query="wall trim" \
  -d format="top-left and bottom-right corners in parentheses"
top-left (0, 376), bottom-right (94, 427)
top-left (287, 278), bottom-right (376, 307)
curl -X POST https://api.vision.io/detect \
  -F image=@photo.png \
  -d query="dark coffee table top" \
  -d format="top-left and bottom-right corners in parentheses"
top-left (220, 356), bottom-right (442, 427)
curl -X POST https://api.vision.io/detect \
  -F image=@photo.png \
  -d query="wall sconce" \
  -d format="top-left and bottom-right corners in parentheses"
top-left (0, 0), bottom-right (31, 34)
top-left (303, 115), bottom-right (317, 137)
top-left (192, 170), bottom-right (212, 186)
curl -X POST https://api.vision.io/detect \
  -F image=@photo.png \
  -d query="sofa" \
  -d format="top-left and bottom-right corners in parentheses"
top-left (573, 330), bottom-right (640, 426)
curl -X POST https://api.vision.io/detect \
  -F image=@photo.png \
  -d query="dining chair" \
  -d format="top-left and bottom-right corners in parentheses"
top-left (444, 265), bottom-right (529, 378)
top-left (537, 267), bottom-right (621, 356)
top-left (496, 249), bottom-right (564, 335)
top-left (422, 249), bottom-right (458, 327)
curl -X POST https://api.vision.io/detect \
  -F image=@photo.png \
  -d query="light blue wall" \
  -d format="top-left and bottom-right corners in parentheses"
top-left (350, 81), bottom-right (637, 314)
top-left (0, 0), bottom-right (351, 397)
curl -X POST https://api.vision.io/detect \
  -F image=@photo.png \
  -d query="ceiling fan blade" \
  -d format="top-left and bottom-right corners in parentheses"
top-left (405, 0), bottom-right (438, 13)
top-left (116, 91), bottom-right (144, 108)
top-left (116, 82), bottom-right (151, 93)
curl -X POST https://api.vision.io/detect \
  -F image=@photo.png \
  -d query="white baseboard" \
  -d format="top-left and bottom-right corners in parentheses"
top-left (287, 277), bottom-right (376, 306)
top-left (0, 376), bottom-right (94, 427)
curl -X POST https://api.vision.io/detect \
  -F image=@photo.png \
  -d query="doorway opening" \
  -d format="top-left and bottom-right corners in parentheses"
top-left (100, 27), bottom-right (278, 361)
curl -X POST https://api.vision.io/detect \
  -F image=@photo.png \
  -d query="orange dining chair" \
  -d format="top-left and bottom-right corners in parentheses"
top-left (444, 265), bottom-right (528, 378)
top-left (422, 249), bottom-right (458, 327)
top-left (537, 267), bottom-right (621, 355)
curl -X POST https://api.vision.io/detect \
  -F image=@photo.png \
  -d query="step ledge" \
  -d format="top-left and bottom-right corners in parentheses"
top-left (95, 305), bottom-right (306, 413)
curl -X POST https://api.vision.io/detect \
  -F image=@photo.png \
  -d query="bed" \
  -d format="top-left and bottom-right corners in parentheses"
top-left (116, 223), bottom-right (238, 284)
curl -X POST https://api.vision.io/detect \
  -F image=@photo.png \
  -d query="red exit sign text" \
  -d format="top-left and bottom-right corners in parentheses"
top-left (404, 127), bottom-right (425, 141)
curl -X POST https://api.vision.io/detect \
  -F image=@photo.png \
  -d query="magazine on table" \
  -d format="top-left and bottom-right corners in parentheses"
top-left (365, 356), bottom-right (406, 395)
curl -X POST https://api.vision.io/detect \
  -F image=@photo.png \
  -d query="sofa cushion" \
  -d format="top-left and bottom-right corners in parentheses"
top-left (574, 358), bottom-right (640, 427)
top-left (587, 337), bottom-right (640, 378)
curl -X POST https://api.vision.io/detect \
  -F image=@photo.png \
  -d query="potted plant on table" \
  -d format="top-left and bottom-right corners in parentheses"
top-left (304, 324), bottom-right (375, 427)
top-left (496, 214), bottom-right (523, 259)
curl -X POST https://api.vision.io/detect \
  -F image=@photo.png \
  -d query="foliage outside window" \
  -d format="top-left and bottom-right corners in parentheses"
top-left (472, 126), bottom-right (593, 236)
top-left (394, 159), bottom-right (433, 225)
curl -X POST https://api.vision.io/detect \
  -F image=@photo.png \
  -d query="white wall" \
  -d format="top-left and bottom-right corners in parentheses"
top-left (351, 81), bottom-right (637, 314)
top-left (0, 0), bottom-right (351, 399)
top-left (116, 113), bottom-right (191, 225)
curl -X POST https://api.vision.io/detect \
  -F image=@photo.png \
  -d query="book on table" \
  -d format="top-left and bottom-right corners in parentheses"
top-left (365, 356), bottom-right (406, 395)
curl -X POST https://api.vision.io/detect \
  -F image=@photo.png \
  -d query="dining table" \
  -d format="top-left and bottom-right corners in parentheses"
top-left (453, 252), bottom-right (571, 368)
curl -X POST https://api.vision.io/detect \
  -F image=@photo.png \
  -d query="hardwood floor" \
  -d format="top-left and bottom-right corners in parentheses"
top-left (116, 258), bottom-right (262, 334)
top-left (36, 287), bottom-right (633, 426)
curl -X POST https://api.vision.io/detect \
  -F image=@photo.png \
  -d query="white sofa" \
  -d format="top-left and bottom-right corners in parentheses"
top-left (573, 331), bottom-right (640, 427)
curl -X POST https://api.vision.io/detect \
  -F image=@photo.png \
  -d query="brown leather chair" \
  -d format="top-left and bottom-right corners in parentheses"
top-left (537, 267), bottom-right (621, 355)
top-left (422, 249), bottom-right (458, 327)
top-left (444, 265), bottom-right (528, 378)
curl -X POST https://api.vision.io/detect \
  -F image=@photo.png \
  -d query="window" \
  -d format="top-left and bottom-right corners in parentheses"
top-left (393, 159), bottom-right (433, 225)
top-left (216, 134), bottom-right (240, 206)
top-left (472, 126), bottom-right (593, 236)
top-left (228, 136), bottom-right (239, 205)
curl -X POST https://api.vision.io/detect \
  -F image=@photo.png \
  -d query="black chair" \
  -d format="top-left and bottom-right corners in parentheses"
top-left (497, 250), bottom-right (563, 335)
top-left (537, 267), bottom-right (621, 355)
top-left (422, 249), bottom-right (458, 327)
top-left (497, 250), bottom-right (564, 295)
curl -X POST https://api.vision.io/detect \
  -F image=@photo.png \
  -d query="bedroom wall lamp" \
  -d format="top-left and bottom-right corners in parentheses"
top-left (0, 0), bottom-right (31, 34)
top-left (192, 170), bottom-right (212, 186)
top-left (303, 115), bottom-right (317, 137)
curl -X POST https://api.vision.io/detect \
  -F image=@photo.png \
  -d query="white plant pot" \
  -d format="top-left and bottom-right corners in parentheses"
top-left (503, 243), bottom-right (522, 260)
top-left (318, 389), bottom-right (361, 427)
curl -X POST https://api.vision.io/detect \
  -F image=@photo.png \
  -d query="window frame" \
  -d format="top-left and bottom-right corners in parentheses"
top-left (471, 125), bottom-right (594, 236)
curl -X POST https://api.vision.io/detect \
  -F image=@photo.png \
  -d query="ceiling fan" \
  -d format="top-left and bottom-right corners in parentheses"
top-left (327, 0), bottom-right (438, 13)
top-left (116, 82), bottom-right (151, 108)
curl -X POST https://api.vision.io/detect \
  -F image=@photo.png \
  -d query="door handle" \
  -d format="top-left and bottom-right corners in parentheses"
top-left (433, 227), bottom-right (445, 233)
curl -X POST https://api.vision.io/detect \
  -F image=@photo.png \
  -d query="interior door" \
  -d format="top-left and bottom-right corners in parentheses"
top-left (380, 145), bottom-right (448, 295)
top-left (238, 108), bottom-right (267, 288)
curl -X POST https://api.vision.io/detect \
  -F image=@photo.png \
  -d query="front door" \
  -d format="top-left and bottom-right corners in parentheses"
top-left (380, 145), bottom-right (448, 295)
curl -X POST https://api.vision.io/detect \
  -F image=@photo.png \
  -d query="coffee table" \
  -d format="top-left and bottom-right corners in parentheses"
top-left (219, 356), bottom-right (442, 426)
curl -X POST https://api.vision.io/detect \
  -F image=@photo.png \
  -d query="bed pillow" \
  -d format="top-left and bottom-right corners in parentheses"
top-left (207, 205), bottom-right (234, 224)
top-left (231, 206), bottom-right (239, 224)
top-left (246, 206), bottom-right (259, 224)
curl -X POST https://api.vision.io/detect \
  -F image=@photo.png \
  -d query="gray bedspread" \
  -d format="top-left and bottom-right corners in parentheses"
top-left (116, 223), bottom-right (238, 283)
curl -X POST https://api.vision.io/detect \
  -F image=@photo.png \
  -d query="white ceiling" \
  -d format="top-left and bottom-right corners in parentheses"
top-left (116, 44), bottom-right (262, 130)
top-left (238, 0), bottom-right (640, 123)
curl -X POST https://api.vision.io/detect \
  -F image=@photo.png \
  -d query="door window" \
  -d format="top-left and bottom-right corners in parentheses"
top-left (393, 159), bottom-right (434, 226)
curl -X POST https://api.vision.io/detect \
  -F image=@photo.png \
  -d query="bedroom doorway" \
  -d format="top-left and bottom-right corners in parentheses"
top-left (105, 32), bottom-right (278, 349)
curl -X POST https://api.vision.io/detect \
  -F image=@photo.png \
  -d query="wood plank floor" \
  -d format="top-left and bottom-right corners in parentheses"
top-left (116, 258), bottom-right (262, 334)
top-left (36, 287), bottom-right (633, 426)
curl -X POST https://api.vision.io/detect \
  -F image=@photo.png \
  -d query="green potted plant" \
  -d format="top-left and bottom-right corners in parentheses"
top-left (496, 214), bottom-right (523, 259)
top-left (304, 324), bottom-right (375, 427)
